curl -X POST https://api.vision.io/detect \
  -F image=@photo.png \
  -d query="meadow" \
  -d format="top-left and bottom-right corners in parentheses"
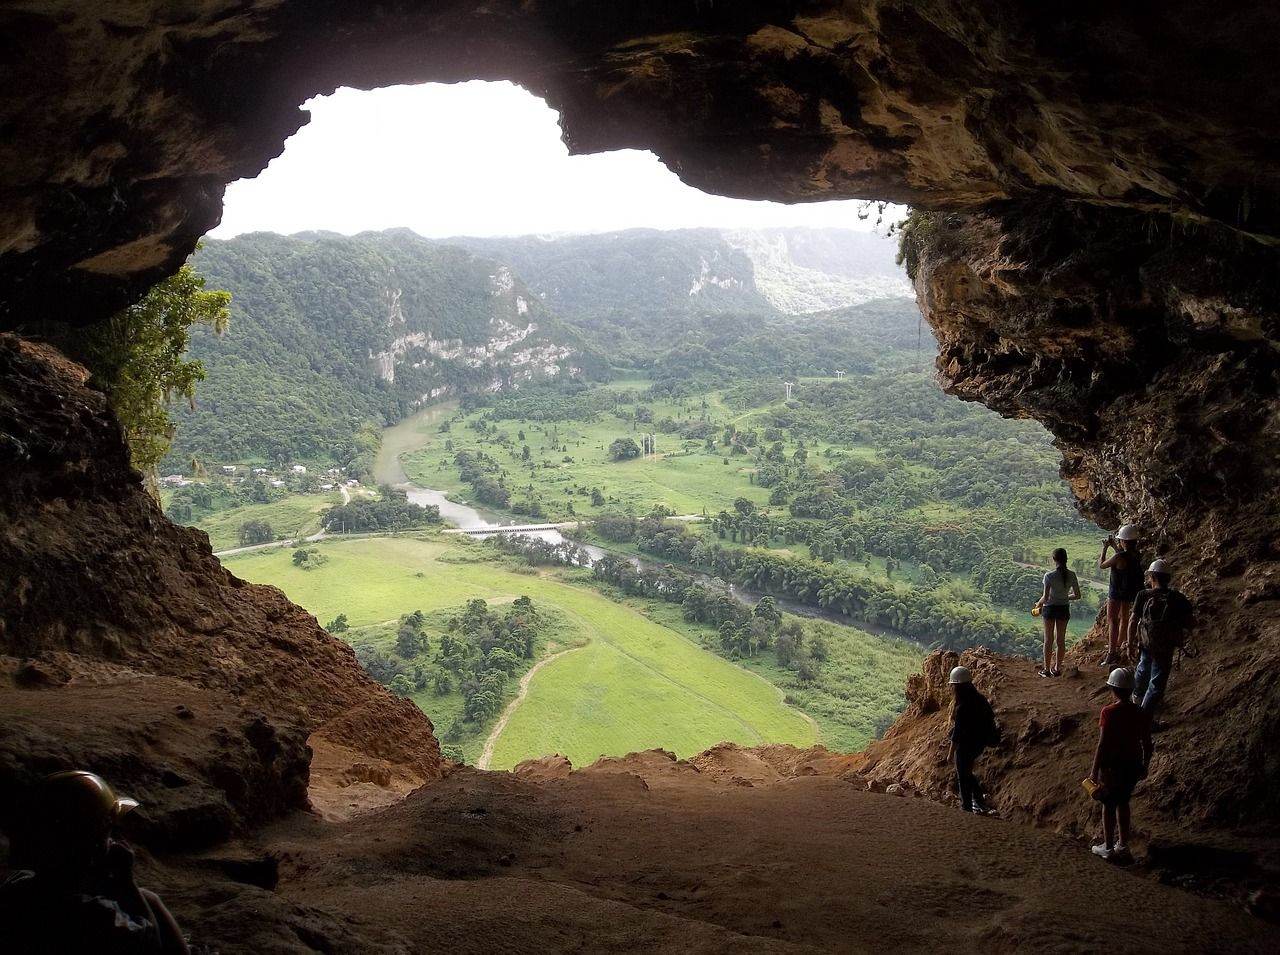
top-left (189, 492), bottom-right (341, 552)
top-left (222, 534), bottom-right (819, 768)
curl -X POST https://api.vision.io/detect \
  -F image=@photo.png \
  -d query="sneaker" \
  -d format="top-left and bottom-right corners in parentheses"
top-left (971, 802), bottom-right (995, 816)
top-left (1091, 843), bottom-right (1113, 860)
top-left (1051, 668), bottom-right (1062, 677)
top-left (1037, 667), bottom-right (1051, 678)
top-left (1111, 844), bottom-right (1134, 864)
top-left (1100, 652), bottom-right (1117, 668)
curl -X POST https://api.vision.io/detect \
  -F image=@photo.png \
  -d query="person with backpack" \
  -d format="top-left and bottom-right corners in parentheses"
top-left (1127, 558), bottom-right (1195, 715)
top-left (948, 666), bottom-right (1000, 815)
top-left (1034, 547), bottom-right (1082, 677)
top-left (1099, 524), bottom-right (1143, 667)
top-left (1088, 668), bottom-right (1153, 863)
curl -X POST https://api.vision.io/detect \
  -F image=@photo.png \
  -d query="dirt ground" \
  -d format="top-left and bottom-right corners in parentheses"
top-left (149, 751), bottom-right (1278, 954)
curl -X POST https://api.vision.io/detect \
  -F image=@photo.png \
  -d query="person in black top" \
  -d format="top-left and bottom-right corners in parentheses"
top-left (1127, 558), bottom-right (1195, 716)
top-left (0, 770), bottom-right (189, 954)
top-left (1099, 524), bottom-right (1143, 668)
top-left (948, 666), bottom-right (1000, 815)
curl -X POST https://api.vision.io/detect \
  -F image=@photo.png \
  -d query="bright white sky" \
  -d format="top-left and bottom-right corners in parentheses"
top-left (212, 82), bottom-right (900, 239)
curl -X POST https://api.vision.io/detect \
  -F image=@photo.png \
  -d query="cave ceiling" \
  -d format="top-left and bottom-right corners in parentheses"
top-left (2, 1), bottom-right (1279, 327)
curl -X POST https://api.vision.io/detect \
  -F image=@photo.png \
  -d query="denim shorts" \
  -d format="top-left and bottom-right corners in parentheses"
top-left (1043, 603), bottom-right (1070, 621)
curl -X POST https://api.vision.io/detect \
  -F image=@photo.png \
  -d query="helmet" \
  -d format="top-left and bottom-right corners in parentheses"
top-left (1147, 558), bottom-right (1171, 575)
top-left (948, 666), bottom-right (972, 684)
top-left (33, 770), bottom-right (138, 835)
top-left (1116, 524), bottom-right (1141, 541)
top-left (1106, 668), bottom-right (1134, 690)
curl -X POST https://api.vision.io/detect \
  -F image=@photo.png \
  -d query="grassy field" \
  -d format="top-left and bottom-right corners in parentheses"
top-left (398, 385), bottom-right (857, 520)
top-left (190, 493), bottom-right (340, 551)
top-left (222, 535), bottom-right (817, 768)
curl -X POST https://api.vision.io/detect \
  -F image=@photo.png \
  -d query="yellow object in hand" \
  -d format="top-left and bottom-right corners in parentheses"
top-left (1031, 605), bottom-right (1042, 617)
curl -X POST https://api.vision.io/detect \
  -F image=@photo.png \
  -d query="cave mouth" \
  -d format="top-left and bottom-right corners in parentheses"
top-left (163, 79), bottom-right (1118, 793)
top-left (3, 12), bottom-right (1280, 949)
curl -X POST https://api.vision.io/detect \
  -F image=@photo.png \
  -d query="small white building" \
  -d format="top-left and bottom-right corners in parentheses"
top-left (252, 467), bottom-right (267, 475)
top-left (327, 467), bottom-right (342, 475)
top-left (344, 479), bottom-right (359, 487)
top-left (221, 465), bottom-right (236, 473)
top-left (160, 474), bottom-right (188, 487)
top-left (270, 479), bottom-right (285, 488)
top-left (290, 464), bottom-right (307, 474)
top-left (320, 483), bottom-right (334, 490)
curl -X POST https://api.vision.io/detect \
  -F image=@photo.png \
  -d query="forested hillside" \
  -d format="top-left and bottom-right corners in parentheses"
top-left (169, 230), bottom-right (600, 471)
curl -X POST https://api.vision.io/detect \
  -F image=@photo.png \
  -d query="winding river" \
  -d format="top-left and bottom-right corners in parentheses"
top-left (375, 404), bottom-right (916, 644)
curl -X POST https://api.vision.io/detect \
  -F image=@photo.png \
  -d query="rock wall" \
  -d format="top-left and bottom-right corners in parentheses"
top-left (3, 2), bottom-right (1279, 328)
top-left (0, 335), bottom-right (443, 839)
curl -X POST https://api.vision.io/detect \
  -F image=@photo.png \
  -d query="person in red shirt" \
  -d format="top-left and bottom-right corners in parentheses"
top-left (1088, 668), bottom-right (1153, 863)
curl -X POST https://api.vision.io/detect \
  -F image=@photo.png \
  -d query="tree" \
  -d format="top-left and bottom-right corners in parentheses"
top-left (591, 488), bottom-right (606, 507)
top-left (733, 497), bottom-right (756, 517)
top-left (74, 261), bottom-right (230, 479)
top-left (326, 613), bottom-right (349, 633)
top-left (609, 437), bottom-right (641, 461)
top-left (396, 611), bottom-right (429, 658)
top-left (238, 520), bottom-right (273, 546)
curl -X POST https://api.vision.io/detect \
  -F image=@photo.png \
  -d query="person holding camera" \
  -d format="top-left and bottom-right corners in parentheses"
top-left (0, 770), bottom-right (189, 953)
top-left (1099, 524), bottom-right (1143, 667)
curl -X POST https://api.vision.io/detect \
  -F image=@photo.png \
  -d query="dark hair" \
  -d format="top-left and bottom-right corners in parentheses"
top-left (1151, 571), bottom-right (1172, 587)
top-left (1053, 547), bottom-right (1069, 585)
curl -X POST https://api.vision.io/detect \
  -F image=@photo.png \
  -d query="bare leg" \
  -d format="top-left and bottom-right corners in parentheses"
top-left (141, 889), bottom-right (190, 955)
top-left (1042, 616), bottom-right (1054, 672)
top-left (1105, 599), bottom-right (1122, 658)
top-left (1102, 805), bottom-right (1117, 850)
top-left (1055, 619), bottom-right (1068, 671)
top-left (1117, 803), bottom-right (1132, 847)
top-left (1117, 602), bottom-right (1132, 661)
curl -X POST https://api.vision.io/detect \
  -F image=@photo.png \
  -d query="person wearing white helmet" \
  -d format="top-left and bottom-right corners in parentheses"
top-left (1127, 558), bottom-right (1195, 715)
top-left (947, 665), bottom-right (1001, 816)
top-left (1088, 668), bottom-right (1152, 863)
top-left (1098, 523), bottom-right (1144, 668)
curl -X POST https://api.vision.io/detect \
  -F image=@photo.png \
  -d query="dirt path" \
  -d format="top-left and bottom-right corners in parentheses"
top-left (476, 646), bottom-right (582, 770)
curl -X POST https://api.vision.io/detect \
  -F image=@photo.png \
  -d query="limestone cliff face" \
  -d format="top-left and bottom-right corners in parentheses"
top-left (899, 205), bottom-right (1280, 826)
top-left (0, 335), bottom-right (443, 838)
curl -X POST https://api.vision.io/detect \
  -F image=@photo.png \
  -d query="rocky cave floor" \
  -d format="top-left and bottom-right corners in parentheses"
top-left (5, 634), bottom-right (1280, 953)
top-left (140, 742), bottom-right (1278, 955)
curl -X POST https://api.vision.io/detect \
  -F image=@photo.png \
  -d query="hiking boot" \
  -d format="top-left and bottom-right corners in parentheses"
top-left (1091, 843), bottom-right (1113, 860)
top-left (971, 802), bottom-right (995, 816)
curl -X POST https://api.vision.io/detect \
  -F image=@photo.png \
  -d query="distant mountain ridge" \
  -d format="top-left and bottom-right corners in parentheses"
top-left (170, 226), bottom-right (912, 468)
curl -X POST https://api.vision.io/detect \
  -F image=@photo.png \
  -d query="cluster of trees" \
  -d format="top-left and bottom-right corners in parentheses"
top-left (238, 520), bottom-right (273, 545)
top-left (351, 597), bottom-right (545, 728)
top-left (631, 523), bottom-right (1040, 657)
top-left (453, 449), bottom-right (511, 508)
top-left (291, 547), bottom-right (328, 570)
top-left (321, 487), bottom-right (439, 533)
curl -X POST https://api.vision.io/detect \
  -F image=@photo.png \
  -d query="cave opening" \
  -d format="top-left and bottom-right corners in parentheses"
top-left (3, 4), bottom-right (1279, 950)
top-left (165, 78), bottom-right (1112, 787)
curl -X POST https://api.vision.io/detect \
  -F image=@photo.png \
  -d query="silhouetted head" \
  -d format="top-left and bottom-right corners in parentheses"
top-left (9, 771), bottom-right (137, 876)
